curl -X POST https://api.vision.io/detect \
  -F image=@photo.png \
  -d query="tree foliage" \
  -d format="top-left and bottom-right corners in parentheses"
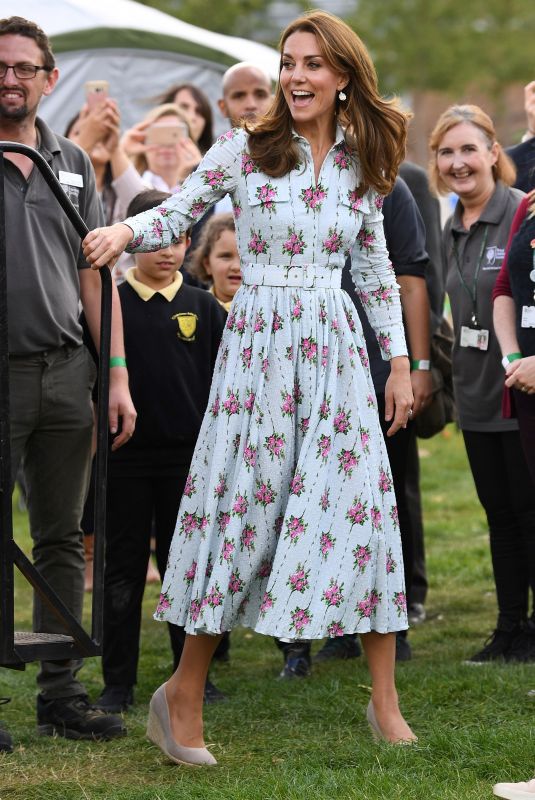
top-left (347, 0), bottom-right (535, 95)
top-left (135, 0), bottom-right (273, 39)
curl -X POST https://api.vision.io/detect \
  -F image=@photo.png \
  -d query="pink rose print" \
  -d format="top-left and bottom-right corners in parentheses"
top-left (334, 145), bottom-right (351, 171)
top-left (216, 129), bottom-right (238, 144)
top-left (228, 570), bottom-right (245, 595)
top-left (371, 506), bottom-right (382, 530)
top-left (197, 513), bottom-right (210, 534)
top-left (300, 336), bottom-right (318, 365)
top-left (333, 406), bottom-right (352, 435)
top-left (255, 182), bottom-right (278, 213)
top-left (155, 590), bottom-right (172, 619)
top-left (378, 468), bottom-right (392, 495)
top-left (223, 389), bottom-right (241, 416)
top-left (264, 432), bottom-right (286, 461)
top-left (318, 300), bottom-right (328, 324)
top-left (393, 591), bottom-right (407, 616)
top-left (179, 511), bottom-right (198, 538)
top-left (203, 168), bottom-right (229, 190)
top-left (189, 598), bottom-right (202, 622)
top-left (375, 195), bottom-right (385, 210)
top-left (317, 434), bottom-right (332, 462)
top-left (346, 496), bottom-right (369, 527)
top-left (357, 227), bottom-right (376, 252)
top-left (282, 227), bottom-right (306, 260)
top-left (240, 523), bottom-right (256, 551)
top-left (232, 200), bottom-right (242, 219)
top-left (184, 561), bottom-right (197, 584)
top-left (377, 332), bottom-right (392, 357)
top-left (254, 479), bottom-right (277, 507)
top-left (289, 472), bottom-right (306, 496)
top-left (184, 473), bottom-right (196, 498)
top-left (232, 493), bottom-right (249, 518)
top-left (254, 311), bottom-right (266, 333)
top-left (225, 312), bottom-right (236, 331)
top-left (261, 356), bottom-right (269, 374)
top-left (189, 197), bottom-right (207, 219)
top-left (337, 448), bottom-right (359, 477)
top-left (352, 544), bottom-right (371, 573)
top-left (248, 229), bottom-right (269, 257)
top-left (151, 218), bottom-right (163, 239)
top-left (210, 394), bottom-right (220, 417)
top-left (241, 151), bottom-right (259, 176)
top-left (331, 318), bottom-right (339, 333)
top-left (319, 396), bottom-right (331, 420)
top-left (356, 589), bottom-right (381, 620)
top-left (241, 346), bottom-right (252, 371)
top-left (327, 621), bottom-right (345, 637)
top-left (213, 473), bottom-right (227, 499)
top-left (367, 394), bottom-right (376, 408)
top-left (272, 310), bottom-right (284, 333)
top-left (130, 233), bottom-right (144, 248)
top-left (284, 514), bottom-right (308, 543)
top-left (321, 345), bottom-right (329, 367)
top-left (257, 560), bottom-right (272, 579)
top-left (287, 564), bottom-right (310, 594)
top-left (299, 416), bottom-right (310, 434)
top-left (274, 515), bottom-right (284, 535)
top-left (232, 434), bottom-right (241, 455)
top-left (244, 391), bottom-right (256, 414)
top-left (319, 490), bottom-right (331, 512)
top-left (299, 183), bottom-right (327, 212)
top-left (259, 590), bottom-right (276, 616)
top-left (290, 297), bottom-right (303, 320)
top-left (220, 346), bottom-right (229, 366)
top-left (357, 347), bottom-right (369, 369)
top-left (372, 285), bottom-right (394, 305)
top-left (156, 206), bottom-right (172, 217)
top-left (217, 511), bottom-right (231, 532)
top-left (243, 442), bottom-right (258, 471)
top-left (202, 584), bottom-right (224, 609)
top-left (357, 288), bottom-right (371, 307)
top-left (345, 309), bottom-right (356, 332)
top-left (220, 538), bottom-right (235, 563)
top-left (320, 531), bottom-right (335, 559)
top-left (360, 426), bottom-right (371, 454)
top-left (322, 227), bottom-right (343, 255)
top-left (346, 188), bottom-right (363, 215)
top-left (290, 607), bottom-right (313, 633)
top-left (281, 391), bottom-right (296, 418)
top-left (386, 549), bottom-right (397, 574)
top-left (235, 314), bottom-right (247, 335)
top-left (322, 579), bottom-right (344, 607)
top-left (390, 505), bottom-right (399, 528)
top-left (293, 380), bottom-right (303, 404)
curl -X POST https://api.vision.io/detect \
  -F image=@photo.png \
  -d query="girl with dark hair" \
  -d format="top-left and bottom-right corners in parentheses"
top-left (158, 83), bottom-right (214, 155)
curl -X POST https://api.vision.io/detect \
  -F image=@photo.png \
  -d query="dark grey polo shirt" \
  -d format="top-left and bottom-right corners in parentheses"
top-left (4, 117), bottom-right (103, 354)
top-left (444, 180), bottom-right (524, 431)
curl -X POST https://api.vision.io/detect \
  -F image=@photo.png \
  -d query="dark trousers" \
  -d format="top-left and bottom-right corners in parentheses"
top-left (405, 431), bottom-right (428, 605)
top-left (102, 474), bottom-right (186, 687)
top-left (462, 429), bottom-right (535, 630)
top-left (513, 390), bottom-right (535, 486)
top-left (9, 345), bottom-right (95, 698)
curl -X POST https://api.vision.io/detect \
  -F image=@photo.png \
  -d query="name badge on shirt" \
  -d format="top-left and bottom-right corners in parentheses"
top-left (58, 170), bottom-right (84, 188)
top-left (460, 325), bottom-right (489, 351)
top-left (521, 306), bottom-right (535, 328)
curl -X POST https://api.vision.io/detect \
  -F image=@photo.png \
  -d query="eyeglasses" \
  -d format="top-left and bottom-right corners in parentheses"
top-left (0, 63), bottom-right (50, 80)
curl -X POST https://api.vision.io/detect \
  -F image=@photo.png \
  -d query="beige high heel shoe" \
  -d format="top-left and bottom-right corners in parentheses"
top-left (146, 684), bottom-right (217, 766)
top-left (366, 700), bottom-right (417, 745)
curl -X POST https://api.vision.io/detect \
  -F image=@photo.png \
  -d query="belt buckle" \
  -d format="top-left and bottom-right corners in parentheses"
top-left (302, 263), bottom-right (315, 290)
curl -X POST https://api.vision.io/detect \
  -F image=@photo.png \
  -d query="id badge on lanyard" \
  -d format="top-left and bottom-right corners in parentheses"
top-left (521, 243), bottom-right (535, 328)
top-left (454, 226), bottom-right (490, 351)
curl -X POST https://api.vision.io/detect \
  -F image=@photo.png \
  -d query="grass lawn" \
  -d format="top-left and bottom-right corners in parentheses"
top-left (1, 426), bottom-right (533, 799)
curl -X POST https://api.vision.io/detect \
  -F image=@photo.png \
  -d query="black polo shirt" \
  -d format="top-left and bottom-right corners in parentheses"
top-left (4, 117), bottom-right (103, 354)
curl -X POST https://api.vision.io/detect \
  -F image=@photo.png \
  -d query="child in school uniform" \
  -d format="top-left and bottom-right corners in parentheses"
top-left (187, 213), bottom-right (241, 312)
top-left (95, 189), bottom-right (226, 713)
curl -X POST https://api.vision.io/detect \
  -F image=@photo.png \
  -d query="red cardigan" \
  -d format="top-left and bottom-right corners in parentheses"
top-left (492, 193), bottom-right (533, 300)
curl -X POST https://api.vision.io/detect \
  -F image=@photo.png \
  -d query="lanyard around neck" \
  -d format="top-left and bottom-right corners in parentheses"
top-left (452, 224), bottom-right (489, 327)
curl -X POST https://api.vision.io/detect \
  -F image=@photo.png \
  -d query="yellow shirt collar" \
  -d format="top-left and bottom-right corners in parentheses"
top-left (125, 267), bottom-right (183, 302)
top-left (209, 285), bottom-right (232, 312)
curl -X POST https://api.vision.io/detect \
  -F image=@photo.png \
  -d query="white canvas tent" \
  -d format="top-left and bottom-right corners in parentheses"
top-left (3, 0), bottom-right (280, 135)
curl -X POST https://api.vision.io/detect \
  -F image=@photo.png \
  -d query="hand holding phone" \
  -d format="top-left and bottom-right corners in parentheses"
top-left (85, 80), bottom-right (109, 110)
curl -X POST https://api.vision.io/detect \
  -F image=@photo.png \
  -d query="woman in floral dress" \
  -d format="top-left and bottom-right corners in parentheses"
top-left (84, 9), bottom-right (417, 762)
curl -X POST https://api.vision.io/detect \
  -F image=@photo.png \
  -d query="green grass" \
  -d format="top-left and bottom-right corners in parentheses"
top-left (1, 427), bottom-right (533, 799)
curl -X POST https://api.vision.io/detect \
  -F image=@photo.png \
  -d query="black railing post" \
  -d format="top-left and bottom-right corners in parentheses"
top-left (0, 151), bottom-right (15, 664)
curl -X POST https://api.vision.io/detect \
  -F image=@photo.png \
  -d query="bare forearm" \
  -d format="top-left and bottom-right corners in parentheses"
top-left (493, 295), bottom-right (520, 355)
top-left (397, 275), bottom-right (430, 360)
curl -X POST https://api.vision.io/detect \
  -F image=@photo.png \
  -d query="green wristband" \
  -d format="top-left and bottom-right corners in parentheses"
top-left (109, 356), bottom-right (127, 368)
top-left (410, 359), bottom-right (431, 371)
top-left (505, 352), bottom-right (522, 363)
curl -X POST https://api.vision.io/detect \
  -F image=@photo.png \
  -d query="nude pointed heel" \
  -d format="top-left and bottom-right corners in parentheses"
top-left (146, 684), bottom-right (217, 766)
top-left (366, 700), bottom-right (417, 745)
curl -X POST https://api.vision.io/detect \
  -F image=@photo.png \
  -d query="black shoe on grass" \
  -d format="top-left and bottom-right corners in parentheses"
top-left (464, 629), bottom-right (516, 665)
top-left (37, 694), bottom-right (126, 740)
top-left (203, 679), bottom-right (227, 704)
top-left (94, 685), bottom-right (134, 713)
top-left (314, 634), bottom-right (361, 662)
top-left (0, 698), bottom-right (13, 753)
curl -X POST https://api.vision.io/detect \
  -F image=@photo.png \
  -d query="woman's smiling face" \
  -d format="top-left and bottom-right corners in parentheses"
top-left (279, 30), bottom-right (347, 131)
top-left (436, 121), bottom-right (498, 201)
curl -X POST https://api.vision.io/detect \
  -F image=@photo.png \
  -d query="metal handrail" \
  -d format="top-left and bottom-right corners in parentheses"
top-left (0, 142), bottom-right (112, 664)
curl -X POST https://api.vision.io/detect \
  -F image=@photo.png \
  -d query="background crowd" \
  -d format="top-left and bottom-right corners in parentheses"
top-left (1, 10), bottom-right (535, 795)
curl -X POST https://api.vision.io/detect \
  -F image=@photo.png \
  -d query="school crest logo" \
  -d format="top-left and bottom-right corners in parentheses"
top-left (172, 312), bottom-right (197, 341)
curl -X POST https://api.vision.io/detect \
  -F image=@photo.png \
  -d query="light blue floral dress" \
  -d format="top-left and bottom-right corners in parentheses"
top-left (124, 126), bottom-right (409, 638)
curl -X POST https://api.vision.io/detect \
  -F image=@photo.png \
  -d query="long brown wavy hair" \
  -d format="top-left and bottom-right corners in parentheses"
top-left (428, 104), bottom-right (516, 196)
top-left (246, 10), bottom-right (409, 196)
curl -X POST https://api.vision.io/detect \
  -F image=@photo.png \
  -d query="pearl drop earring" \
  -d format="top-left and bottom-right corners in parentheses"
top-left (338, 90), bottom-right (347, 101)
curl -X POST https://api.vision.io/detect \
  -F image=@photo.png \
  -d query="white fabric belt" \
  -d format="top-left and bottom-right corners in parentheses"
top-left (242, 263), bottom-right (342, 290)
